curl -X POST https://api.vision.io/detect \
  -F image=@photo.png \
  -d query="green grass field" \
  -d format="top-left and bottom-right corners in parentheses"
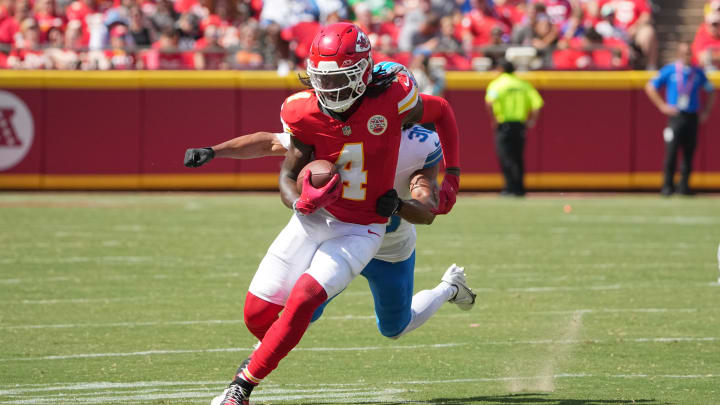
top-left (1, 192), bottom-right (719, 405)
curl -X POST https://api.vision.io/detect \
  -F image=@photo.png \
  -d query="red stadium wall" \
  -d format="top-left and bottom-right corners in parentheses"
top-left (1, 71), bottom-right (719, 190)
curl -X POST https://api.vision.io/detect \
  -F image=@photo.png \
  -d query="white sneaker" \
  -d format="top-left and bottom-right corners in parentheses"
top-left (441, 264), bottom-right (476, 311)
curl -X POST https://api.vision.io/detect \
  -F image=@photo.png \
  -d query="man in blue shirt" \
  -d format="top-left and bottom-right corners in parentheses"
top-left (645, 43), bottom-right (716, 196)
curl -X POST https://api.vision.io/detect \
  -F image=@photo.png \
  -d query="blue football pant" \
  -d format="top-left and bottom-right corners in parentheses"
top-left (311, 252), bottom-right (416, 338)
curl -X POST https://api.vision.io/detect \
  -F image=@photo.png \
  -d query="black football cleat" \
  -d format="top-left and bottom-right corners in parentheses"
top-left (217, 382), bottom-right (252, 405)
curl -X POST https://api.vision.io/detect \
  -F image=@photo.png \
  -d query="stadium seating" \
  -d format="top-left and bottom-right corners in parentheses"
top-left (0, 0), bottom-right (687, 71)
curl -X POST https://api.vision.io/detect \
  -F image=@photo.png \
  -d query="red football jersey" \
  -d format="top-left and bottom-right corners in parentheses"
top-left (281, 73), bottom-right (419, 225)
top-left (598, 0), bottom-right (650, 30)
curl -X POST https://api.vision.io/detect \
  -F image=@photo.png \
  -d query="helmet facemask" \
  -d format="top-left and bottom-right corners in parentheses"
top-left (307, 57), bottom-right (371, 113)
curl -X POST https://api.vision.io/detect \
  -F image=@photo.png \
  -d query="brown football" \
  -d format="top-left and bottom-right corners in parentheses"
top-left (297, 159), bottom-right (338, 192)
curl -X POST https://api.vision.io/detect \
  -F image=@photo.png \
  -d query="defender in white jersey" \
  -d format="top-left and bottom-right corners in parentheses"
top-left (185, 125), bottom-right (476, 340)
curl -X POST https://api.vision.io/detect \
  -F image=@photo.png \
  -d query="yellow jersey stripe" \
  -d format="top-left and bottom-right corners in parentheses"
top-left (398, 86), bottom-right (419, 114)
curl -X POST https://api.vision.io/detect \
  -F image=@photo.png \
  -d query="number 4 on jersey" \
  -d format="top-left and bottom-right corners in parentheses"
top-left (336, 143), bottom-right (367, 200)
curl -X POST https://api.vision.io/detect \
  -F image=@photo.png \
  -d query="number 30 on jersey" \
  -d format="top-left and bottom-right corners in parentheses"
top-left (335, 143), bottom-right (367, 200)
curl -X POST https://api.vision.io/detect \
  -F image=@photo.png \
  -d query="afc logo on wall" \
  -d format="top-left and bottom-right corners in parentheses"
top-left (0, 90), bottom-right (34, 171)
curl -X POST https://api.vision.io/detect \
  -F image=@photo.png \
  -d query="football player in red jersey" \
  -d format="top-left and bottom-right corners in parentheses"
top-left (210, 23), bottom-right (462, 405)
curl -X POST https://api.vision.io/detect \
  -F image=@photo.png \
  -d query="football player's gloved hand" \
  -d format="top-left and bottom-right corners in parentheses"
top-left (376, 189), bottom-right (404, 217)
top-left (184, 147), bottom-right (215, 168)
top-left (294, 172), bottom-right (341, 215)
top-left (432, 173), bottom-right (459, 215)
top-left (370, 62), bottom-right (404, 89)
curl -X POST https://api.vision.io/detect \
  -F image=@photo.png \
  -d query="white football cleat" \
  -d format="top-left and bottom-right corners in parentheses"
top-left (441, 264), bottom-right (476, 311)
top-left (210, 389), bottom-right (228, 405)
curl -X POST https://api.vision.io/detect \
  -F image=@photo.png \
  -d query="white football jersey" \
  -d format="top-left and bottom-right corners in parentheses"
top-left (274, 125), bottom-right (442, 263)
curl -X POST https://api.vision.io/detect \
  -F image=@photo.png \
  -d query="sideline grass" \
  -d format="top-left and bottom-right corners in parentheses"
top-left (1, 192), bottom-right (719, 404)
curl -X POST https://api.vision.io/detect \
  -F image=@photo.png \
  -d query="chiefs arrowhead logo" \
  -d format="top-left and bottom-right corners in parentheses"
top-left (367, 115), bottom-right (388, 136)
top-left (0, 109), bottom-right (22, 147)
top-left (355, 31), bottom-right (370, 52)
top-left (0, 90), bottom-right (35, 171)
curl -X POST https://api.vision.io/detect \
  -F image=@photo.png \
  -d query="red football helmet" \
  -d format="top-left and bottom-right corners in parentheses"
top-left (306, 23), bottom-right (373, 112)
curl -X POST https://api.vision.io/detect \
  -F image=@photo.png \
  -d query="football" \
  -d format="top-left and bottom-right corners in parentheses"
top-left (297, 159), bottom-right (338, 192)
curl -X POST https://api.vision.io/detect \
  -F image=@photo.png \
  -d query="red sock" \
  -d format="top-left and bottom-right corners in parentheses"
top-left (247, 273), bottom-right (328, 380)
top-left (244, 292), bottom-right (284, 341)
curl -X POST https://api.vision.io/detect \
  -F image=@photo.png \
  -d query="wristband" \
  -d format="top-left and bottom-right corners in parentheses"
top-left (292, 199), bottom-right (304, 215)
top-left (393, 199), bottom-right (404, 215)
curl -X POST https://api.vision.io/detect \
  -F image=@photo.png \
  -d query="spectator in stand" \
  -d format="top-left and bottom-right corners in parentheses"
top-left (45, 25), bottom-right (68, 68)
top-left (597, 0), bottom-right (656, 69)
top-left (234, 20), bottom-right (262, 67)
top-left (103, 23), bottom-right (135, 68)
top-left (436, 15), bottom-right (463, 54)
top-left (150, 0), bottom-right (178, 33)
top-left (430, 0), bottom-right (459, 17)
top-left (0, 0), bottom-right (31, 46)
top-left (372, 32), bottom-right (396, 63)
top-left (128, 5), bottom-right (153, 46)
top-left (8, 18), bottom-right (52, 68)
top-left (0, 0), bottom-right (12, 24)
top-left (64, 18), bottom-right (84, 49)
top-left (692, 12), bottom-right (720, 69)
top-left (553, 26), bottom-right (626, 69)
top-left (398, 0), bottom-right (430, 52)
top-left (645, 43), bottom-right (716, 196)
top-left (280, 15), bottom-right (319, 66)
top-left (458, 0), bottom-right (510, 54)
top-left (46, 23), bottom-right (81, 67)
top-left (534, 0), bottom-right (575, 28)
top-left (410, 13), bottom-right (441, 53)
top-left (409, 51), bottom-right (445, 97)
top-left (176, 12), bottom-right (199, 49)
top-left (494, 0), bottom-right (527, 27)
top-left (194, 15), bottom-right (227, 69)
top-left (257, 0), bottom-right (319, 73)
top-left (64, 0), bottom-right (94, 46)
top-left (46, 24), bottom-right (64, 47)
top-left (34, 0), bottom-right (63, 42)
top-left (594, 3), bottom-right (627, 41)
top-left (142, 26), bottom-right (186, 69)
top-left (512, 3), bottom-right (558, 60)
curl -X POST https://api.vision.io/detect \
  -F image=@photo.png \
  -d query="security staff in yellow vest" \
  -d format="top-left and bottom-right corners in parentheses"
top-left (485, 60), bottom-right (544, 196)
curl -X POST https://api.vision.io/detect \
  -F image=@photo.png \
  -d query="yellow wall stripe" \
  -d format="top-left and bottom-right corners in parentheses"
top-left (2, 70), bottom-right (718, 90)
top-left (2, 172), bottom-right (719, 190)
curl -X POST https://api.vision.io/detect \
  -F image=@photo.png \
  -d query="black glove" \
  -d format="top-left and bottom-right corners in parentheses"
top-left (184, 147), bottom-right (215, 168)
top-left (376, 189), bottom-right (404, 217)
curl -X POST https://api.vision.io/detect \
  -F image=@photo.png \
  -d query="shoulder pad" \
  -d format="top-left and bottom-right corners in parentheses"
top-left (281, 90), bottom-right (316, 126)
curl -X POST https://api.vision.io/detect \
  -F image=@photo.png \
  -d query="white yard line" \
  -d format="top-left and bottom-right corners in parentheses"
top-left (0, 297), bottom-right (147, 305)
top-left (0, 338), bottom-right (717, 362)
top-left (1, 375), bottom-right (718, 404)
top-left (0, 308), bottom-right (701, 330)
top-left (0, 343), bottom-right (466, 362)
top-left (532, 308), bottom-right (699, 314)
top-left (4, 373), bottom-right (719, 392)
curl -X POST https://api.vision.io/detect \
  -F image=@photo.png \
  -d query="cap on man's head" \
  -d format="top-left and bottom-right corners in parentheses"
top-left (706, 11), bottom-right (720, 24)
top-left (600, 4), bottom-right (615, 17)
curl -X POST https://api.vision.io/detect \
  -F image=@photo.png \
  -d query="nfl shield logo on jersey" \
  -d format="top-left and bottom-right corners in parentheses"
top-left (342, 126), bottom-right (352, 136)
top-left (367, 115), bottom-right (388, 135)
